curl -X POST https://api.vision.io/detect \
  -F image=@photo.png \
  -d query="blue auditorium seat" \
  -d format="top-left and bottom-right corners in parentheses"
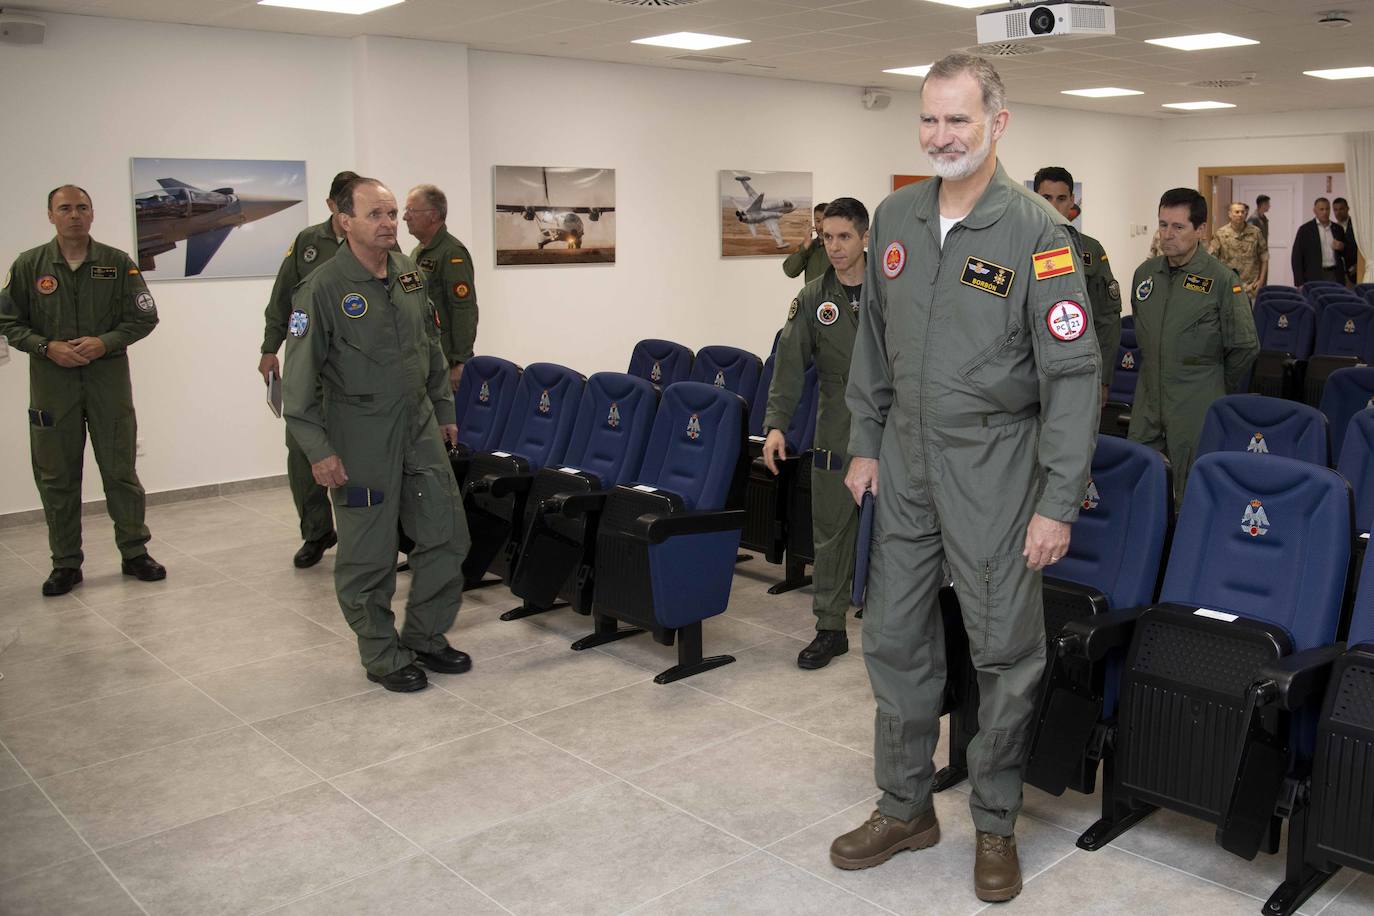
top-left (1249, 298), bottom-right (1314, 400)
top-left (572, 381), bottom-right (750, 683)
top-left (690, 345), bottom-right (763, 405)
top-left (1031, 452), bottom-right (1350, 854)
top-left (741, 354), bottom-right (817, 565)
top-left (1100, 330), bottom-right (1139, 437)
top-left (1318, 366), bottom-right (1374, 460)
top-left (449, 356), bottom-right (521, 485)
top-left (627, 338), bottom-right (693, 389)
top-left (1217, 512), bottom-right (1374, 914)
top-left (942, 438), bottom-right (1172, 796)
top-left (1304, 300), bottom-right (1374, 406)
top-left (460, 362), bottom-right (585, 587)
top-left (504, 372), bottom-right (658, 619)
top-left (1196, 394), bottom-right (1329, 466)
top-left (1337, 409), bottom-right (1374, 535)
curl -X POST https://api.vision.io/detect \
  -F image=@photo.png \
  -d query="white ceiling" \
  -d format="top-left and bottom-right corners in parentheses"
top-left (12, 0), bottom-right (1374, 117)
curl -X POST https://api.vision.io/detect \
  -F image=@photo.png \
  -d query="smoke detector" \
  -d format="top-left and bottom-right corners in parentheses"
top-left (1316, 11), bottom-right (1353, 28)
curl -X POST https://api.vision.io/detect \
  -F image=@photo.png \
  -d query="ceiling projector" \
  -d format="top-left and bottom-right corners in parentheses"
top-left (976, 2), bottom-right (1116, 43)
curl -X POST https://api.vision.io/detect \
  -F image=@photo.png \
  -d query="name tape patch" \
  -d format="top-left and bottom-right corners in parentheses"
top-left (960, 257), bottom-right (1014, 298)
top-left (398, 271), bottom-right (423, 294)
top-left (1183, 273), bottom-right (1214, 294)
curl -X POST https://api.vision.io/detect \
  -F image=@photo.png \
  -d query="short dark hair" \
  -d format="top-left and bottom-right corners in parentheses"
top-left (823, 197), bottom-right (869, 236)
top-left (1256, 194), bottom-right (1270, 206)
top-left (1334, 197), bottom-right (1348, 207)
top-left (329, 170), bottom-right (360, 200)
top-left (333, 177), bottom-right (381, 216)
top-left (813, 202), bottom-right (829, 215)
top-left (1314, 196), bottom-right (1331, 207)
top-left (1032, 166), bottom-right (1074, 192)
top-left (1159, 187), bottom-right (1207, 228)
top-left (47, 185), bottom-right (91, 209)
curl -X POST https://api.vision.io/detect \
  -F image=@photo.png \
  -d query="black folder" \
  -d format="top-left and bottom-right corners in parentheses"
top-left (851, 490), bottom-right (874, 608)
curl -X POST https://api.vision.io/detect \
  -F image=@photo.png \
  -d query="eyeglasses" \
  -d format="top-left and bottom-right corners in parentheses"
top-left (403, 208), bottom-right (437, 216)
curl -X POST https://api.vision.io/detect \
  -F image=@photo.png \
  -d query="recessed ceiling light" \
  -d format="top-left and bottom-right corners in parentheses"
top-left (1062, 87), bottom-right (1144, 98)
top-left (1145, 33), bottom-right (1258, 51)
top-left (918, 0), bottom-right (1001, 7)
top-left (1304, 66), bottom-right (1374, 80)
top-left (883, 65), bottom-right (933, 77)
top-left (1162, 101), bottom-right (1236, 110)
top-left (632, 32), bottom-right (750, 51)
top-left (257, 0), bottom-right (403, 13)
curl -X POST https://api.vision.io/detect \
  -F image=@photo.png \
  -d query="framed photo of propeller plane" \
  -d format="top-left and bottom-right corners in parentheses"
top-left (129, 157), bottom-right (307, 279)
top-left (719, 169), bottom-right (812, 258)
top-left (493, 166), bottom-right (616, 266)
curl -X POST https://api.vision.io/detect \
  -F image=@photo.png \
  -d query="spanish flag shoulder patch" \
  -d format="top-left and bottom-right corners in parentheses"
top-left (1232, 284), bottom-right (1243, 293)
top-left (1033, 246), bottom-right (1076, 281)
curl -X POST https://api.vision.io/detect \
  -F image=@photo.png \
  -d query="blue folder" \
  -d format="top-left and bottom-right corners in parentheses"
top-left (851, 490), bottom-right (874, 608)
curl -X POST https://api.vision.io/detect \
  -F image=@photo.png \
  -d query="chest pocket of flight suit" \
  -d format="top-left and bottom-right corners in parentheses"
top-left (335, 327), bottom-right (388, 396)
top-left (958, 325), bottom-right (1022, 381)
top-left (1178, 303), bottom-right (1222, 367)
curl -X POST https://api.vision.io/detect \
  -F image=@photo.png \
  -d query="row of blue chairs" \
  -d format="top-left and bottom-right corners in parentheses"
top-left (935, 438), bottom-right (1374, 915)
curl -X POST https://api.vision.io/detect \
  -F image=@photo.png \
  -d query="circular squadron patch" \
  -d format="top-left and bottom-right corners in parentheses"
top-left (303, 245), bottom-right (318, 263)
top-left (36, 275), bottom-right (58, 295)
top-left (882, 241), bottom-right (906, 279)
top-left (135, 291), bottom-right (156, 313)
top-left (289, 309), bottom-right (309, 337)
top-left (787, 298), bottom-right (798, 321)
top-left (817, 301), bottom-right (839, 326)
top-left (1136, 277), bottom-right (1153, 301)
top-left (341, 293), bottom-right (367, 319)
top-left (1046, 300), bottom-right (1088, 342)
top-left (454, 282), bottom-right (470, 298)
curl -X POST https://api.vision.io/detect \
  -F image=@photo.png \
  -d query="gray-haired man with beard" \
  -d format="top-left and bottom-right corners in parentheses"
top-left (830, 54), bottom-right (1100, 902)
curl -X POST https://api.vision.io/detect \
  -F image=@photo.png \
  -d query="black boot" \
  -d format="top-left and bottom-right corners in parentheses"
top-left (121, 554), bottom-right (167, 582)
top-left (41, 567), bottom-right (82, 597)
top-left (797, 629), bottom-right (849, 669)
top-left (293, 531), bottom-right (338, 568)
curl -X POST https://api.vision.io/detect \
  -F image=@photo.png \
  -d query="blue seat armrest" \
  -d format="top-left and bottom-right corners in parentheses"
top-left (1057, 605), bottom-right (1148, 662)
top-left (632, 509), bottom-right (746, 545)
top-left (1250, 643), bottom-right (1347, 712)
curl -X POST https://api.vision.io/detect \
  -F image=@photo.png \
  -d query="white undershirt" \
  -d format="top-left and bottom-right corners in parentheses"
top-left (939, 214), bottom-right (962, 245)
top-left (1318, 221), bottom-right (1335, 268)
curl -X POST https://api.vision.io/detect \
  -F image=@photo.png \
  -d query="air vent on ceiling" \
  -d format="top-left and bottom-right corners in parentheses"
top-left (598, 0), bottom-right (708, 7)
top-left (672, 53), bottom-right (743, 64)
top-left (1187, 78), bottom-right (1253, 88)
top-left (962, 41), bottom-right (1051, 57)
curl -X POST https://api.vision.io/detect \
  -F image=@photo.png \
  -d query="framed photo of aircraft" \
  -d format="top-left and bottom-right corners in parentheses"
top-left (719, 170), bottom-right (812, 258)
top-left (129, 157), bottom-right (307, 279)
top-left (493, 166), bottom-right (616, 266)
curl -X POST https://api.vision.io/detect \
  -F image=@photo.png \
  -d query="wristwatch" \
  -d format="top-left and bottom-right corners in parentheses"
top-left (36, 340), bottom-right (49, 359)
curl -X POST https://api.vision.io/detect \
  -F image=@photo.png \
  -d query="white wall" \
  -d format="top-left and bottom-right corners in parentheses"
top-left (5, 11), bottom-right (1370, 517)
top-left (465, 50), bottom-right (1162, 376)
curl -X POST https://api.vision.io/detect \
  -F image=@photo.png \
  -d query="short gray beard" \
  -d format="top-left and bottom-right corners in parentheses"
top-left (927, 121), bottom-right (994, 180)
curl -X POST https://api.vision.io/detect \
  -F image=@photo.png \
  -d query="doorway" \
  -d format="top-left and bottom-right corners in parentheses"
top-left (1198, 164), bottom-right (1349, 286)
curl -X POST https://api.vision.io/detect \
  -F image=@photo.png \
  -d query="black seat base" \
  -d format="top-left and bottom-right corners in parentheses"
top-left (766, 555), bottom-right (812, 595)
top-left (501, 600), bottom-right (569, 621)
top-left (571, 613), bottom-right (734, 684)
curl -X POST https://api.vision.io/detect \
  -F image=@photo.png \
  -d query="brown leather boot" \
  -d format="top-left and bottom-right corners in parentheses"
top-left (829, 808), bottom-right (940, 870)
top-left (974, 831), bottom-right (1023, 902)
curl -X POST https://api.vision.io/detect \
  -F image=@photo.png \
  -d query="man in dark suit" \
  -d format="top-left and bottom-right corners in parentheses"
top-left (1292, 197), bottom-right (1349, 285)
top-left (1333, 197), bottom-right (1360, 286)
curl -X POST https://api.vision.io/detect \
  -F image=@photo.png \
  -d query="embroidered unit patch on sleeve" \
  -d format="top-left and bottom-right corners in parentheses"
top-left (787, 298), bottom-right (798, 321)
top-left (454, 282), bottom-right (471, 298)
top-left (882, 241), bottom-right (906, 279)
top-left (1033, 246), bottom-right (1076, 280)
top-left (288, 309), bottom-right (309, 337)
top-left (1046, 300), bottom-right (1088, 341)
top-left (135, 291), bottom-right (156, 313)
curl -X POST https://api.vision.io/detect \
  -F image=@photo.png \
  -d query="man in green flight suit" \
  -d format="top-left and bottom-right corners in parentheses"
top-left (832, 55), bottom-right (1100, 902)
top-left (1034, 166), bottom-right (1121, 404)
top-left (258, 170), bottom-right (359, 569)
top-left (782, 202), bottom-right (831, 283)
top-left (0, 185), bottom-right (168, 596)
top-left (284, 178), bottom-right (472, 693)
top-left (403, 183), bottom-right (478, 389)
top-left (762, 197), bottom-right (868, 670)
top-left (1128, 187), bottom-right (1259, 505)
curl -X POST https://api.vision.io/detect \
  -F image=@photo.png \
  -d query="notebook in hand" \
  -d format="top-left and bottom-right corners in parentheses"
top-left (852, 490), bottom-right (874, 608)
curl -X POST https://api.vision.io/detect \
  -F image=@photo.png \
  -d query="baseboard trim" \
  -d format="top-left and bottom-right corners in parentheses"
top-left (0, 474), bottom-right (290, 530)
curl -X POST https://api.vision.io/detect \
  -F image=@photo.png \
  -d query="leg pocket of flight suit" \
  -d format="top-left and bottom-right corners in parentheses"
top-left (405, 465), bottom-right (457, 553)
top-left (970, 550), bottom-right (1043, 666)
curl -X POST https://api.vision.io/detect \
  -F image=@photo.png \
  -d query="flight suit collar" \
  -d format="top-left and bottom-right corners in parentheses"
top-left (44, 237), bottom-right (96, 267)
top-left (332, 239), bottom-right (389, 283)
top-left (414, 225), bottom-right (452, 258)
top-left (913, 160), bottom-right (1017, 231)
top-left (820, 264), bottom-right (863, 324)
top-left (1164, 244), bottom-right (1206, 275)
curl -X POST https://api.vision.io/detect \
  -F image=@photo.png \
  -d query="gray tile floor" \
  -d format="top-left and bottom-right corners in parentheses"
top-left (0, 486), bottom-right (1371, 915)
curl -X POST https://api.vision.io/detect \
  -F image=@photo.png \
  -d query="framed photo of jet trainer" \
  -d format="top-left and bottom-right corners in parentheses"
top-left (719, 170), bottom-right (812, 258)
top-left (129, 158), bottom-right (307, 279)
top-left (493, 166), bottom-right (616, 266)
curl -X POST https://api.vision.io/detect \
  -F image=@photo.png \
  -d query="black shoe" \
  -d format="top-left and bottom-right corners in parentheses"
top-left (413, 646), bottom-right (472, 675)
top-left (798, 629), bottom-right (849, 669)
top-left (366, 663), bottom-right (428, 692)
top-left (293, 531), bottom-right (338, 569)
top-left (120, 554), bottom-right (167, 582)
top-left (41, 567), bottom-right (82, 597)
